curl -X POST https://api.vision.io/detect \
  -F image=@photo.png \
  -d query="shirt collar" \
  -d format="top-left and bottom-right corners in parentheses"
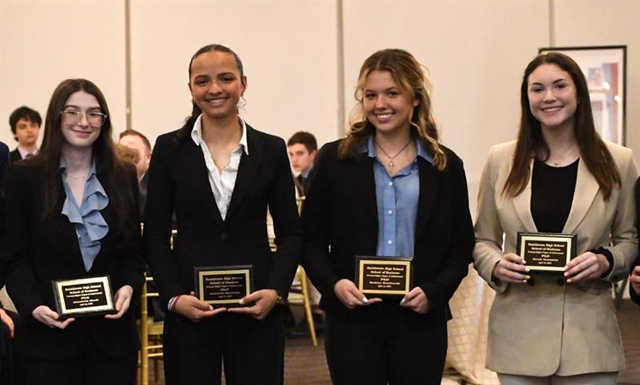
top-left (190, 114), bottom-right (249, 155)
top-left (18, 146), bottom-right (38, 158)
top-left (300, 166), bottom-right (313, 179)
top-left (362, 135), bottom-right (434, 164)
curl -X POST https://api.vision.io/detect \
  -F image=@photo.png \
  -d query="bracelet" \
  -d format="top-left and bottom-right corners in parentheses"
top-left (168, 295), bottom-right (183, 312)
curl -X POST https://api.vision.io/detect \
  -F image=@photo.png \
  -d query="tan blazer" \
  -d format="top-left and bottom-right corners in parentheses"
top-left (473, 140), bottom-right (638, 376)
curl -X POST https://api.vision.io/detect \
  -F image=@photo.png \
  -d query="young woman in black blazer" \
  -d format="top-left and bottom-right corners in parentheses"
top-left (3, 79), bottom-right (144, 385)
top-left (144, 44), bottom-right (302, 385)
top-left (301, 49), bottom-right (475, 385)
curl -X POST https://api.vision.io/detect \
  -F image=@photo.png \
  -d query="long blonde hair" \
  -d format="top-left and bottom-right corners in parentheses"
top-left (338, 48), bottom-right (447, 171)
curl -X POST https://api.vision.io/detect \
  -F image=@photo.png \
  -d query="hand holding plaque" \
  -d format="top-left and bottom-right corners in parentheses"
top-left (52, 275), bottom-right (116, 319)
top-left (517, 232), bottom-right (577, 274)
top-left (355, 256), bottom-right (413, 297)
top-left (194, 265), bottom-right (253, 307)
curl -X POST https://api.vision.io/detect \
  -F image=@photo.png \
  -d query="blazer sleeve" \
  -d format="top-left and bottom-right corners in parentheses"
top-left (265, 137), bottom-right (303, 297)
top-left (144, 135), bottom-right (184, 307)
top-left (3, 164), bottom-right (43, 318)
top-left (418, 154), bottom-right (475, 311)
top-left (0, 142), bottom-right (9, 293)
top-left (472, 145), bottom-right (508, 292)
top-left (301, 143), bottom-right (343, 297)
top-left (109, 166), bottom-right (145, 298)
top-left (602, 147), bottom-right (639, 282)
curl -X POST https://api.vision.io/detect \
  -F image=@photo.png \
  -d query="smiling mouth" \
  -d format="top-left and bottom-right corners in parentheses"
top-left (375, 113), bottom-right (393, 120)
top-left (541, 106), bottom-right (563, 112)
top-left (206, 97), bottom-right (227, 105)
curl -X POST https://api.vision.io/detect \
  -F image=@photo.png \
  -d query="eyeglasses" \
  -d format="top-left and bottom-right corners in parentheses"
top-left (60, 108), bottom-right (108, 127)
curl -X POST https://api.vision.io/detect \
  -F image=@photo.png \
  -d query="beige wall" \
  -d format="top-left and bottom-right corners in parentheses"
top-left (1, 0), bottom-right (638, 213)
top-left (0, 0), bottom-right (127, 143)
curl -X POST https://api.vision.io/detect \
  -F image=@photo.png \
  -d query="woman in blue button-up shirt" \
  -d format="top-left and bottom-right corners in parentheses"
top-left (302, 49), bottom-right (475, 385)
top-left (4, 79), bottom-right (144, 385)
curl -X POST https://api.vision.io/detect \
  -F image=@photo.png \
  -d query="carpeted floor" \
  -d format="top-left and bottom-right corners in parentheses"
top-left (146, 299), bottom-right (640, 385)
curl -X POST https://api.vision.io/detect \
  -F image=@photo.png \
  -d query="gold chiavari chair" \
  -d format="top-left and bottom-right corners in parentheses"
top-left (269, 198), bottom-right (317, 346)
top-left (138, 228), bottom-right (177, 385)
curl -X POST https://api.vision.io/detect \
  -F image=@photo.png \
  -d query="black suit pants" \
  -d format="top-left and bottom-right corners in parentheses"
top-left (163, 309), bottom-right (284, 385)
top-left (324, 302), bottom-right (447, 385)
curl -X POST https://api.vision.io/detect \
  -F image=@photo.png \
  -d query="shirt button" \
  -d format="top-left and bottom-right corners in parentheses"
top-left (387, 240), bottom-right (393, 245)
top-left (220, 232), bottom-right (228, 240)
top-left (387, 210), bottom-right (393, 215)
top-left (388, 181), bottom-right (393, 186)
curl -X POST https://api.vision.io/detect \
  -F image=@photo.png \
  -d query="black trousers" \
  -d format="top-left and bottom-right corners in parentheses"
top-left (163, 309), bottom-right (284, 385)
top-left (324, 302), bottom-right (448, 385)
top-left (0, 310), bottom-right (21, 385)
top-left (20, 336), bottom-right (137, 385)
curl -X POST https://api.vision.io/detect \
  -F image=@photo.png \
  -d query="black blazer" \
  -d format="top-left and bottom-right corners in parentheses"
top-left (3, 162), bottom-right (144, 359)
top-left (144, 124), bottom-right (302, 309)
top-left (9, 149), bottom-right (22, 164)
top-left (0, 142), bottom-right (9, 290)
top-left (301, 140), bottom-right (474, 322)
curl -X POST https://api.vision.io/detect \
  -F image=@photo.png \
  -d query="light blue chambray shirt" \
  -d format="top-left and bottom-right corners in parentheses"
top-left (60, 160), bottom-right (109, 272)
top-left (363, 135), bottom-right (433, 257)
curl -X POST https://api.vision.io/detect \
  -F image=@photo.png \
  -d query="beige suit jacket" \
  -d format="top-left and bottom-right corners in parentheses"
top-left (473, 140), bottom-right (638, 376)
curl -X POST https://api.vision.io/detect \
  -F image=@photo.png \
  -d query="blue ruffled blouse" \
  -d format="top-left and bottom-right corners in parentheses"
top-left (60, 160), bottom-right (109, 271)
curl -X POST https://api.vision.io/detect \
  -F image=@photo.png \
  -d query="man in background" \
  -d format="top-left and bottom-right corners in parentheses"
top-left (286, 131), bottom-right (323, 338)
top-left (287, 131), bottom-right (317, 197)
top-left (8, 106), bottom-right (41, 163)
top-left (118, 129), bottom-right (152, 220)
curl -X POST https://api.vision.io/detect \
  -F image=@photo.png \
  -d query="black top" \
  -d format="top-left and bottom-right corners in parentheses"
top-left (531, 158), bottom-right (579, 233)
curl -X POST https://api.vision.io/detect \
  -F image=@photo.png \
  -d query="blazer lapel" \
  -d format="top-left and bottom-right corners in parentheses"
top-left (184, 138), bottom-right (224, 227)
top-left (414, 160), bottom-right (439, 237)
top-left (52, 201), bottom-right (87, 275)
top-left (354, 156), bottom-right (378, 228)
top-left (563, 158), bottom-right (599, 234)
top-left (225, 125), bottom-right (262, 221)
top-left (512, 158), bottom-right (538, 232)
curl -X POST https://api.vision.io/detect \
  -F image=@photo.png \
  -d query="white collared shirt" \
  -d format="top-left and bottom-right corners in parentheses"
top-left (191, 115), bottom-right (249, 220)
top-left (18, 146), bottom-right (38, 159)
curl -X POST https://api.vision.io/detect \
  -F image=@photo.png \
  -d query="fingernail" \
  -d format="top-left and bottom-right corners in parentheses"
top-left (522, 260), bottom-right (527, 264)
top-left (238, 299), bottom-right (244, 305)
top-left (525, 268), bottom-right (530, 273)
top-left (400, 298), bottom-right (406, 304)
top-left (525, 275), bottom-right (531, 280)
top-left (362, 296), bottom-right (369, 304)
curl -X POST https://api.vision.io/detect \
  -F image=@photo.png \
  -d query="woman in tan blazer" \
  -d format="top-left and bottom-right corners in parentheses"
top-left (473, 52), bottom-right (638, 384)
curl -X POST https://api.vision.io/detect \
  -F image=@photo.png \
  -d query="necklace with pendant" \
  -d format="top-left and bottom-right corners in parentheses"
top-left (375, 138), bottom-right (413, 171)
top-left (550, 145), bottom-right (577, 167)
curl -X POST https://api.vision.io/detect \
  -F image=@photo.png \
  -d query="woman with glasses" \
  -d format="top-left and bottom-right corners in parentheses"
top-left (144, 44), bottom-right (302, 385)
top-left (3, 78), bottom-right (144, 385)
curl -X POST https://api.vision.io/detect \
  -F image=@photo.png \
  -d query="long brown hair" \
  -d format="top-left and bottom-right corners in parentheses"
top-left (29, 79), bottom-right (137, 233)
top-left (338, 49), bottom-right (447, 171)
top-left (503, 52), bottom-right (620, 199)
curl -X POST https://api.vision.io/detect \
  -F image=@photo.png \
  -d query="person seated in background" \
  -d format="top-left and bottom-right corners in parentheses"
top-left (8, 106), bottom-right (41, 163)
top-left (115, 143), bottom-right (140, 167)
top-left (287, 131), bottom-right (317, 197)
top-left (285, 131), bottom-right (323, 338)
top-left (118, 129), bottom-right (152, 221)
